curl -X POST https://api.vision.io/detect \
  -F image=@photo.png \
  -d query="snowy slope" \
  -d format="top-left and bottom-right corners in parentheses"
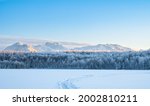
top-left (73, 44), bottom-right (133, 52)
top-left (34, 42), bottom-right (67, 52)
top-left (4, 42), bottom-right (37, 52)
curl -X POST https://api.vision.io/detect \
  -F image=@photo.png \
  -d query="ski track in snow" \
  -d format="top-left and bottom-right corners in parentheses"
top-left (57, 74), bottom-right (93, 89)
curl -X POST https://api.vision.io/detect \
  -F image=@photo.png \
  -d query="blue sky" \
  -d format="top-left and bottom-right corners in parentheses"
top-left (0, 0), bottom-right (150, 49)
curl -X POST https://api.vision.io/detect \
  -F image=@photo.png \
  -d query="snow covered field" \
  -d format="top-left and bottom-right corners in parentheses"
top-left (0, 70), bottom-right (150, 89)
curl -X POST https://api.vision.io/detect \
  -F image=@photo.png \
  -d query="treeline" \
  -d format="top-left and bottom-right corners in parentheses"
top-left (0, 51), bottom-right (150, 69)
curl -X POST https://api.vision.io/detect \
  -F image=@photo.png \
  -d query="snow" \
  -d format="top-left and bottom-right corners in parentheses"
top-left (34, 42), bottom-right (67, 52)
top-left (73, 44), bottom-right (133, 52)
top-left (4, 42), bottom-right (37, 52)
top-left (0, 69), bottom-right (150, 89)
top-left (0, 37), bottom-right (90, 51)
top-left (2, 40), bottom-right (134, 52)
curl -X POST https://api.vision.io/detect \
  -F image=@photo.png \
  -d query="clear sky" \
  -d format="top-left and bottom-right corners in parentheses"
top-left (0, 0), bottom-right (150, 49)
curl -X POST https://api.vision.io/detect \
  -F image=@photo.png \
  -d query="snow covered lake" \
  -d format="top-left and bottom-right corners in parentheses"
top-left (0, 70), bottom-right (150, 89)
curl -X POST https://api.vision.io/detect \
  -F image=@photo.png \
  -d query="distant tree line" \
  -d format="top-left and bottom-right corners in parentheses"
top-left (0, 51), bottom-right (150, 69)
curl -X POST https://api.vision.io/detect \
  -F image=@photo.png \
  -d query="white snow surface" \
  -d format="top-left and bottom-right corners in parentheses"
top-left (0, 70), bottom-right (150, 89)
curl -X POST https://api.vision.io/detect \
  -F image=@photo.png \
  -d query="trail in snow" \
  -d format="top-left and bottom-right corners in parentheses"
top-left (57, 75), bottom-right (93, 89)
top-left (1, 70), bottom-right (150, 89)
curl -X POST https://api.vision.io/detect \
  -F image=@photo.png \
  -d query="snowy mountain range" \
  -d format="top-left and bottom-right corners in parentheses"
top-left (3, 42), bottom-right (133, 52)
top-left (73, 44), bottom-right (132, 52)
top-left (0, 37), bottom-right (89, 50)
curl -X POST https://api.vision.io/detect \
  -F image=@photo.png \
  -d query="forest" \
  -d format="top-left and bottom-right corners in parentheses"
top-left (0, 51), bottom-right (150, 69)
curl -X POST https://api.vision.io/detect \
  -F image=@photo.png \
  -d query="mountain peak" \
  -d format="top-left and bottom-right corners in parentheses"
top-left (73, 44), bottom-right (133, 52)
top-left (13, 42), bottom-right (22, 45)
top-left (4, 42), bottom-right (37, 52)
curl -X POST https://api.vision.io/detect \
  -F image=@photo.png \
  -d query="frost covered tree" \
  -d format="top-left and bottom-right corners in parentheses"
top-left (0, 51), bottom-right (150, 69)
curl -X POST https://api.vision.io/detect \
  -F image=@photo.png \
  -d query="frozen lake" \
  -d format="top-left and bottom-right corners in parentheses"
top-left (0, 70), bottom-right (150, 89)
